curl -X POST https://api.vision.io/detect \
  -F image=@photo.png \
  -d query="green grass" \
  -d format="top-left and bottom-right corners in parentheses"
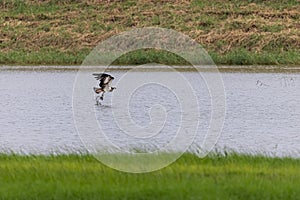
top-left (0, 49), bottom-right (90, 66)
top-left (0, 0), bottom-right (299, 66)
top-left (210, 49), bottom-right (300, 65)
top-left (0, 153), bottom-right (300, 200)
top-left (1, 48), bottom-right (300, 66)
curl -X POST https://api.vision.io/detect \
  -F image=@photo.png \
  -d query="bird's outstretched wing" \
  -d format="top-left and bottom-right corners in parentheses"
top-left (93, 73), bottom-right (114, 89)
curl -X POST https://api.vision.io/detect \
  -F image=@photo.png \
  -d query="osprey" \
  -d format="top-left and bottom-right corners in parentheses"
top-left (93, 73), bottom-right (116, 103)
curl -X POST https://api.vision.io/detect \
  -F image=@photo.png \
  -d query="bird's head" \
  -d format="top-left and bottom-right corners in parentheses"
top-left (111, 87), bottom-right (116, 91)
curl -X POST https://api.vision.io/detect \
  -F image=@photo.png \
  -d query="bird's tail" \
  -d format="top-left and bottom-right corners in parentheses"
top-left (93, 87), bottom-right (103, 94)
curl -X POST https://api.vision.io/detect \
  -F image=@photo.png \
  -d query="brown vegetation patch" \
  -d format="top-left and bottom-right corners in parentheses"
top-left (0, 0), bottom-right (299, 60)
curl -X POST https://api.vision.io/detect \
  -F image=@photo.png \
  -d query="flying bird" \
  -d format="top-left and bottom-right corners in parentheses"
top-left (93, 73), bottom-right (116, 103)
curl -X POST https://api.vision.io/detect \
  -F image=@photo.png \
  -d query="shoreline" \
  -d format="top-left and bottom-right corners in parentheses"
top-left (1, 50), bottom-right (299, 67)
top-left (1, 65), bottom-right (300, 73)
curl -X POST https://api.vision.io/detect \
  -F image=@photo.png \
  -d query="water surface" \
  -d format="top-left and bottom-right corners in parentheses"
top-left (0, 67), bottom-right (299, 157)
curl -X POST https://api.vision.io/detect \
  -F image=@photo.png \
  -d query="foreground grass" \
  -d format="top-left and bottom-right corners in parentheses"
top-left (0, 0), bottom-right (299, 65)
top-left (0, 153), bottom-right (300, 200)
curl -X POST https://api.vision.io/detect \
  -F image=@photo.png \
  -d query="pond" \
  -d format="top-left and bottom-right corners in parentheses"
top-left (0, 66), bottom-right (299, 157)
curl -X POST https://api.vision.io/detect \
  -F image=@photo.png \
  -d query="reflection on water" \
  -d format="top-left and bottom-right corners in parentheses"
top-left (0, 68), bottom-right (300, 157)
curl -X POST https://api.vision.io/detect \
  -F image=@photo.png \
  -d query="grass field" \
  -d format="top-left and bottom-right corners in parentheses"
top-left (0, 0), bottom-right (299, 65)
top-left (0, 153), bottom-right (300, 200)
